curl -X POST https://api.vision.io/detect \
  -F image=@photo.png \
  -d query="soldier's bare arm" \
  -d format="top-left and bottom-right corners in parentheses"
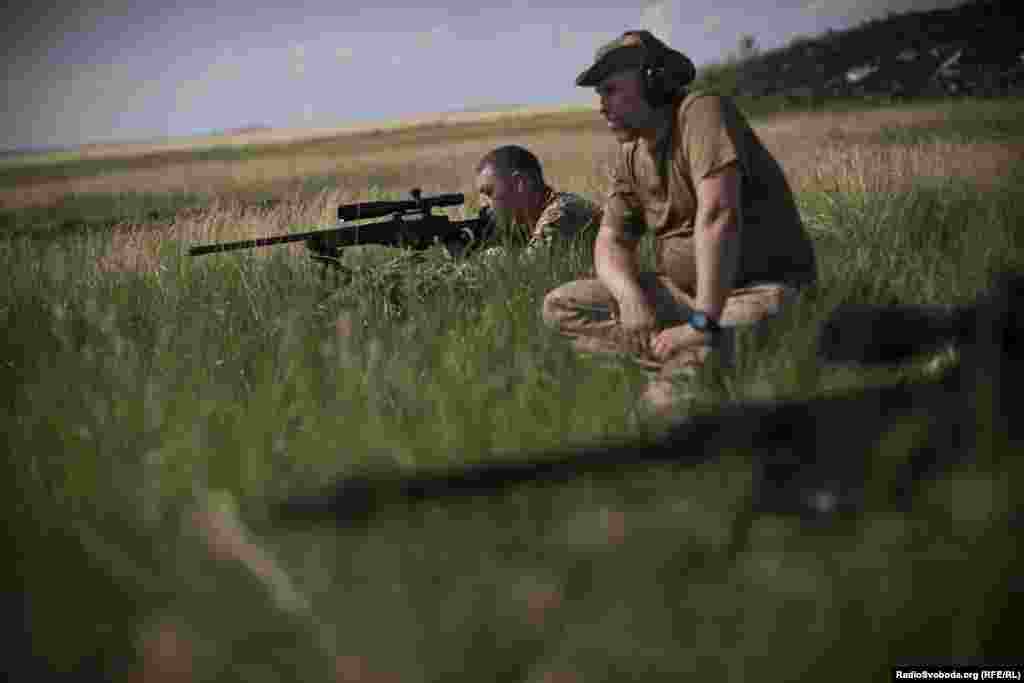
top-left (693, 162), bottom-right (742, 320)
top-left (594, 197), bottom-right (657, 354)
top-left (651, 162), bottom-right (742, 361)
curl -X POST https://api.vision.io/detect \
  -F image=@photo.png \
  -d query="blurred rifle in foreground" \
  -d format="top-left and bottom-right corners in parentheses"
top-left (188, 188), bottom-right (494, 279)
top-left (275, 272), bottom-right (1024, 527)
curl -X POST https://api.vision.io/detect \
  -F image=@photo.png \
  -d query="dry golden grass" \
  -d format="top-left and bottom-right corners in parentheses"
top-left (7, 104), bottom-right (601, 167)
top-left (799, 140), bottom-right (1017, 194)
top-left (11, 101), bottom-right (1023, 277)
top-left (96, 193), bottom-right (344, 274)
top-left (0, 109), bottom-right (613, 209)
top-left (753, 104), bottom-right (952, 140)
top-left (757, 105), bottom-right (1022, 194)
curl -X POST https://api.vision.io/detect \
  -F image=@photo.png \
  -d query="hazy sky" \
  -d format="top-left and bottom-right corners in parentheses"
top-left (1, 0), bottom-right (965, 150)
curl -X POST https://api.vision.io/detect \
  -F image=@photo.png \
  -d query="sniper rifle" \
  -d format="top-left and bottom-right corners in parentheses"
top-left (188, 188), bottom-right (494, 279)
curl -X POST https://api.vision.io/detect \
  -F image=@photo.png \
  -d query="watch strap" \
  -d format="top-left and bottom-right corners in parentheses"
top-left (688, 310), bottom-right (722, 333)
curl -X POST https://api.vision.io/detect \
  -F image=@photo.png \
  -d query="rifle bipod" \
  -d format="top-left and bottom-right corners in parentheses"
top-left (309, 253), bottom-right (353, 287)
top-left (309, 250), bottom-right (434, 288)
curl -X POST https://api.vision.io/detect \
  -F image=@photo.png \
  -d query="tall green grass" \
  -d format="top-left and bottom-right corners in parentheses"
top-left (0, 190), bottom-right (211, 239)
top-left (4, 115), bottom-right (1023, 680)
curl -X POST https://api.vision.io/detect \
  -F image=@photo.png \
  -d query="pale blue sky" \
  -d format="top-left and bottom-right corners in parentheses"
top-left (1, 0), bottom-right (964, 150)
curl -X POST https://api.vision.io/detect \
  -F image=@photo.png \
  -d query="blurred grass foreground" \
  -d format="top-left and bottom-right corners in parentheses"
top-left (3, 96), bottom-right (1024, 681)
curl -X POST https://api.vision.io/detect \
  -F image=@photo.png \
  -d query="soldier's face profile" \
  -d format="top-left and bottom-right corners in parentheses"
top-left (473, 164), bottom-right (520, 210)
top-left (596, 69), bottom-right (654, 142)
top-left (476, 165), bottom-right (522, 220)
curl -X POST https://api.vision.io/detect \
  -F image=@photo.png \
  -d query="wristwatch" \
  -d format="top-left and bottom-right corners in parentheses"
top-left (688, 310), bottom-right (722, 334)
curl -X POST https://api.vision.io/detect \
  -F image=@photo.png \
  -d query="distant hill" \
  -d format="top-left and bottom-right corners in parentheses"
top-left (222, 124), bottom-right (273, 135)
top-left (0, 145), bottom-right (73, 158)
top-left (700, 0), bottom-right (1022, 99)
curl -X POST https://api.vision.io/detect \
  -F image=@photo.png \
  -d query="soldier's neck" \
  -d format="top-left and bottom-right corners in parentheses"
top-left (635, 108), bottom-right (671, 146)
top-left (522, 185), bottom-right (550, 228)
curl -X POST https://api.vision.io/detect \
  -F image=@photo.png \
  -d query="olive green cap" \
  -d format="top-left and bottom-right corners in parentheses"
top-left (575, 29), bottom-right (696, 88)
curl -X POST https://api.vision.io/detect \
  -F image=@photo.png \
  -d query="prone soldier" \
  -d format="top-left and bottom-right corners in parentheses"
top-left (473, 145), bottom-right (601, 256)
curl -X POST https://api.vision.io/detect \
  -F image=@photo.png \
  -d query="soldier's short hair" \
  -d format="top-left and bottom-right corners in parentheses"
top-left (476, 145), bottom-right (545, 188)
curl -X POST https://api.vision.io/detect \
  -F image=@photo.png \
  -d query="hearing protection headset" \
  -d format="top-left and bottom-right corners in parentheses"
top-left (620, 30), bottom-right (695, 107)
top-left (642, 55), bottom-right (672, 107)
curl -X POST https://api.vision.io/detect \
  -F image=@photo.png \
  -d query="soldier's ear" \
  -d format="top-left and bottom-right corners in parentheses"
top-left (510, 171), bottom-right (527, 193)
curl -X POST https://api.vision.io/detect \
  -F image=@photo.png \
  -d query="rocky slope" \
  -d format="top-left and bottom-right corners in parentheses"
top-left (732, 0), bottom-right (1022, 98)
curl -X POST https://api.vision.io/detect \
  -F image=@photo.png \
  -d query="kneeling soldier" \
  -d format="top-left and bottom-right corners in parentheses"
top-left (543, 31), bottom-right (817, 413)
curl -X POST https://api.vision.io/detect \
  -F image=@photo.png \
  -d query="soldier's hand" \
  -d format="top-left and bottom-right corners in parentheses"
top-left (617, 294), bottom-right (659, 356)
top-left (651, 324), bottom-right (711, 361)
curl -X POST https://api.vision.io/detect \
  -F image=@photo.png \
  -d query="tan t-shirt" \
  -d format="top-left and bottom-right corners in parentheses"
top-left (606, 91), bottom-right (817, 294)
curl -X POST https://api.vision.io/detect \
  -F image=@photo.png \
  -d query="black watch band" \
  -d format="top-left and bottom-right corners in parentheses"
top-left (688, 310), bottom-right (722, 334)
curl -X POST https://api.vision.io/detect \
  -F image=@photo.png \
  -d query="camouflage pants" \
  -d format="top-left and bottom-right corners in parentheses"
top-left (541, 273), bottom-right (799, 379)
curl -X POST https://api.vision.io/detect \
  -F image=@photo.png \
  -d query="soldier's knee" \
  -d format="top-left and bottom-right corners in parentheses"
top-left (723, 283), bottom-right (798, 327)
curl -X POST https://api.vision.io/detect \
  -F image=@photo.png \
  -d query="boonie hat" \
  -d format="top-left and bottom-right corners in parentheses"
top-left (575, 30), bottom-right (696, 88)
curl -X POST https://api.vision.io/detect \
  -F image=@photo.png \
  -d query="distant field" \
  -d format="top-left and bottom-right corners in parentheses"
top-left (4, 95), bottom-right (1022, 681)
top-left (2, 96), bottom-right (1020, 213)
top-left (0, 103), bottom-right (601, 168)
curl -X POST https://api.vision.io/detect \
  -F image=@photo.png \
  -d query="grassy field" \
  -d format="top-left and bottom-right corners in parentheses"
top-left (4, 96), bottom-right (1023, 681)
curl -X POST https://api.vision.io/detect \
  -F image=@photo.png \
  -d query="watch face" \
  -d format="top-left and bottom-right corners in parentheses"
top-left (690, 311), bottom-right (720, 332)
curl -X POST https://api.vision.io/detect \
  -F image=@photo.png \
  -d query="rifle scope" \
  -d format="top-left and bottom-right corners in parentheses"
top-left (337, 190), bottom-right (464, 222)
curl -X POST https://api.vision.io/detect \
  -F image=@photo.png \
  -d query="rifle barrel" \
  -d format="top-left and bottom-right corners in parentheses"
top-left (187, 230), bottom-right (319, 256)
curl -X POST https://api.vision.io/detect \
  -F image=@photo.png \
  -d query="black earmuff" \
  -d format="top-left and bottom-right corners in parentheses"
top-left (643, 60), bottom-right (670, 107)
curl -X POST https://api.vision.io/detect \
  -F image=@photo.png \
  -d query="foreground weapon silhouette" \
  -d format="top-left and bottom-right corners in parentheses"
top-left (275, 272), bottom-right (1023, 526)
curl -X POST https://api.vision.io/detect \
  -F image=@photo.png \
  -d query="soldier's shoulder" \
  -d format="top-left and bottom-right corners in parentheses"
top-left (536, 190), bottom-right (601, 239)
top-left (674, 89), bottom-right (744, 132)
top-left (552, 189), bottom-right (595, 205)
top-left (550, 190), bottom-right (600, 215)
top-left (676, 89), bottom-right (727, 118)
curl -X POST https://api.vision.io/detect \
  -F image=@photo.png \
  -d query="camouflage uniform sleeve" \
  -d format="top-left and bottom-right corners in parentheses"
top-left (529, 192), bottom-right (601, 248)
top-left (680, 94), bottom-right (743, 182)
